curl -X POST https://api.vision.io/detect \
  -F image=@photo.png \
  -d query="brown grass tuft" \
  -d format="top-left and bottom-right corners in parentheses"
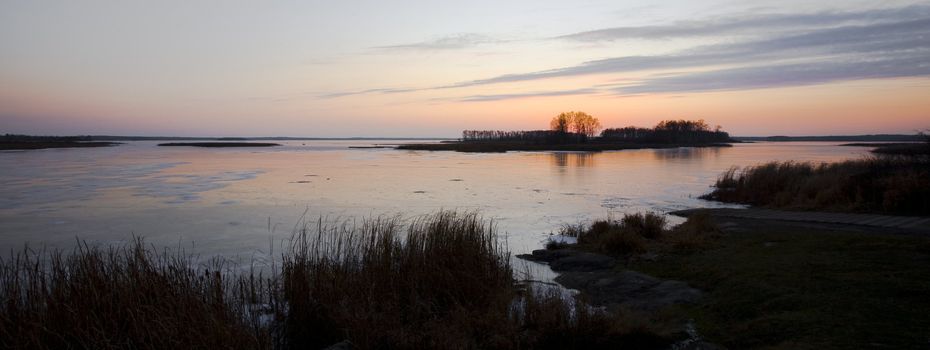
top-left (702, 157), bottom-right (930, 215)
top-left (665, 212), bottom-right (722, 251)
top-left (0, 240), bottom-right (274, 349)
top-left (575, 213), bottom-right (667, 255)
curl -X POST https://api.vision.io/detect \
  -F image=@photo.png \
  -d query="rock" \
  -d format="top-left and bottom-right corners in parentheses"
top-left (517, 249), bottom-right (615, 272)
top-left (515, 248), bottom-right (574, 263)
top-left (518, 247), bottom-right (701, 311)
top-left (555, 270), bottom-right (702, 312)
top-left (549, 252), bottom-right (615, 272)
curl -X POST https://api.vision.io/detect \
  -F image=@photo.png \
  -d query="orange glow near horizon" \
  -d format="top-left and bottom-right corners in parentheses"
top-left (2, 1), bottom-right (929, 137)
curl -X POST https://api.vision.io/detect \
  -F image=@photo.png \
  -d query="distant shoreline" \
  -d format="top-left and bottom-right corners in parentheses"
top-left (0, 141), bottom-right (120, 150)
top-left (396, 141), bottom-right (733, 153)
top-left (88, 136), bottom-right (453, 141)
top-left (3, 133), bottom-right (923, 142)
top-left (157, 142), bottom-right (281, 148)
top-left (735, 134), bottom-right (923, 142)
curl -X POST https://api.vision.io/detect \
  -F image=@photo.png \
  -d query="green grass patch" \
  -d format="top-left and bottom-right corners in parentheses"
top-left (632, 223), bottom-right (930, 349)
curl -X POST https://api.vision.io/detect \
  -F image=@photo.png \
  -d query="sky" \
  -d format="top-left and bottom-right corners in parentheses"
top-left (1, 0), bottom-right (929, 137)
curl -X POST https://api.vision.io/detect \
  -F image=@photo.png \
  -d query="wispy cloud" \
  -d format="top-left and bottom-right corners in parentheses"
top-left (374, 33), bottom-right (498, 51)
top-left (614, 54), bottom-right (930, 95)
top-left (458, 88), bottom-right (599, 102)
top-left (318, 87), bottom-right (420, 99)
top-left (557, 5), bottom-right (930, 41)
top-left (440, 11), bottom-right (930, 94)
top-left (332, 5), bottom-right (930, 100)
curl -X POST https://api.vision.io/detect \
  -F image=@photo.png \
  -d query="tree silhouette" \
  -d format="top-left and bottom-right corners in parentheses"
top-left (550, 111), bottom-right (601, 142)
top-left (549, 113), bottom-right (571, 134)
top-left (569, 112), bottom-right (601, 138)
top-left (601, 119), bottom-right (730, 143)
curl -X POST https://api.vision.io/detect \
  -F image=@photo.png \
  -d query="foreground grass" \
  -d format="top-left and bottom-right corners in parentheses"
top-left (631, 220), bottom-right (930, 349)
top-left (1, 211), bottom-right (664, 349)
top-left (702, 156), bottom-right (930, 216)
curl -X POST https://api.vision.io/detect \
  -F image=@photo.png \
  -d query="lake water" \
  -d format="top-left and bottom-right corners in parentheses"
top-left (0, 141), bottom-right (872, 261)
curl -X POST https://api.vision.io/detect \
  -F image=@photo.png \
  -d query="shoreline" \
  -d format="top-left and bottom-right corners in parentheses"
top-left (0, 141), bottom-right (120, 150)
top-left (157, 142), bottom-right (282, 147)
top-left (396, 141), bottom-right (734, 153)
top-left (521, 208), bottom-right (930, 348)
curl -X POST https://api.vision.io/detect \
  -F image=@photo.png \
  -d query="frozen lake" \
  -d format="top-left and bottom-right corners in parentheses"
top-left (0, 141), bottom-right (871, 259)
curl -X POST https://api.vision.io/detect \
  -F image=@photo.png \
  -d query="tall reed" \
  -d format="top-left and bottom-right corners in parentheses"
top-left (1, 211), bottom-right (663, 349)
top-left (0, 240), bottom-right (274, 349)
top-left (702, 157), bottom-right (930, 215)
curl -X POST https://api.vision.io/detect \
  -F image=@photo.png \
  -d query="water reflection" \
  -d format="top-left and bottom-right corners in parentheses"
top-left (651, 147), bottom-right (722, 161)
top-left (549, 152), bottom-right (596, 168)
top-left (0, 141), bottom-right (866, 257)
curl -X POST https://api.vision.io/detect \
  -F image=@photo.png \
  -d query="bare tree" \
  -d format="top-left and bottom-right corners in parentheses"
top-left (550, 113), bottom-right (572, 134)
top-left (569, 112), bottom-right (601, 138)
top-left (550, 111), bottom-right (601, 139)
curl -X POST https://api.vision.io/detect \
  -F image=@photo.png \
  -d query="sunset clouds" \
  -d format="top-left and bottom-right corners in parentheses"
top-left (1, 1), bottom-right (928, 136)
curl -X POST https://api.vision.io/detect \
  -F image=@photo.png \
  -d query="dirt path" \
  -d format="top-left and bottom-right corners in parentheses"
top-left (671, 208), bottom-right (930, 234)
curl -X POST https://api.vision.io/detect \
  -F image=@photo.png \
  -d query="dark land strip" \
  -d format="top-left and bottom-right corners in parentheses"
top-left (0, 141), bottom-right (120, 150)
top-left (671, 208), bottom-right (930, 234)
top-left (396, 141), bottom-right (732, 153)
top-left (157, 142), bottom-right (281, 147)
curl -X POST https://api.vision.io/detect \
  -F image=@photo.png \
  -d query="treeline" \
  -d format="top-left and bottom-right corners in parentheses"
top-left (461, 130), bottom-right (586, 144)
top-left (601, 119), bottom-right (731, 144)
top-left (460, 119), bottom-right (731, 145)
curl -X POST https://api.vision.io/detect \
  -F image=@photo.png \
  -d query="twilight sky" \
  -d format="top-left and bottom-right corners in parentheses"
top-left (1, 0), bottom-right (929, 137)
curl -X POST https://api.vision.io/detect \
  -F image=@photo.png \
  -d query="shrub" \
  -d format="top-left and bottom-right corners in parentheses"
top-left (602, 229), bottom-right (648, 254)
top-left (559, 222), bottom-right (587, 238)
top-left (621, 212), bottom-right (667, 239)
top-left (575, 214), bottom-right (664, 255)
top-left (702, 157), bottom-right (930, 215)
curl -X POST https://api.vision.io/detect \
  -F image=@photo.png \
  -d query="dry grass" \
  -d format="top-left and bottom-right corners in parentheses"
top-left (664, 212), bottom-right (721, 251)
top-left (702, 157), bottom-right (930, 215)
top-left (621, 213), bottom-right (667, 239)
top-left (280, 211), bottom-right (514, 349)
top-left (571, 212), bottom-right (715, 255)
top-left (1, 211), bottom-right (666, 349)
top-left (514, 290), bottom-right (670, 349)
top-left (632, 219), bottom-right (930, 348)
top-left (0, 240), bottom-right (273, 349)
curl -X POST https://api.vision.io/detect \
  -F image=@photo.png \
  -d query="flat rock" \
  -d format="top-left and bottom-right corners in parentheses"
top-left (550, 252), bottom-right (615, 272)
top-left (515, 248), bottom-right (573, 263)
top-left (555, 270), bottom-right (702, 312)
top-left (518, 248), bottom-right (701, 312)
top-left (517, 248), bottom-right (615, 271)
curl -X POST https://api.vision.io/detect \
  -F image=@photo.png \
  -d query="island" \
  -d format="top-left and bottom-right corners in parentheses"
top-left (1, 134), bottom-right (120, 150)
top-left (397, 112), bottom-right (736, 152)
